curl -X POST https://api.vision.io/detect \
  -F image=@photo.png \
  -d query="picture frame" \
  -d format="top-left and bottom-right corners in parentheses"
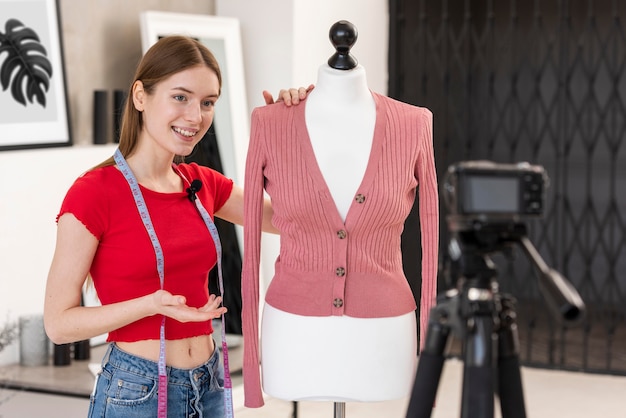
top-left (140, 10), bottom-right (249, 187)
top-left (0, 0), bottom-right (72, 151)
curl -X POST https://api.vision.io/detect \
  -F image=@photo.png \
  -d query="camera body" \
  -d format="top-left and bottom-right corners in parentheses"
top-left (443, 160), bottom-right (548, 227)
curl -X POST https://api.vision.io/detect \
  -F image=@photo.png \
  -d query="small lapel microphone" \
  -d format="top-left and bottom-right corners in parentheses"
top-left (186, 179), bottom-right (203, 202)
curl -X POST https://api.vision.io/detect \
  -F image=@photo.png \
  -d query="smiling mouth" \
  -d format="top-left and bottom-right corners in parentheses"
top-left (173, 126), bottom-right (198, 138)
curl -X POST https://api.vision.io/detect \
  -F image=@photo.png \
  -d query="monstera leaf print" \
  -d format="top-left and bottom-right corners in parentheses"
top-left (0, 19), bottom-right (53, 107)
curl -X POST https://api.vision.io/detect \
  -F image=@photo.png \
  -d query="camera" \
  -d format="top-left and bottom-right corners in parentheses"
top-left (443, 160), bottom-right (548, 227)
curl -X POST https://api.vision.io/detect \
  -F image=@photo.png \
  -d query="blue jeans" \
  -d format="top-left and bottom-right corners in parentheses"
top-left (88, 343), bottom-right (225, 418)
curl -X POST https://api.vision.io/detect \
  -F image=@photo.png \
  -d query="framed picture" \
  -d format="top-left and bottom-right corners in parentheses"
top-left (140, 10), bottom-right (249, 187)
top-left (0, 0), bottom-right (72, 150)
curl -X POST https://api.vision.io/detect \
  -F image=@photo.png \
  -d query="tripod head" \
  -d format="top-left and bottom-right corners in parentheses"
top-left (447, 220), bottom-right (585, 325)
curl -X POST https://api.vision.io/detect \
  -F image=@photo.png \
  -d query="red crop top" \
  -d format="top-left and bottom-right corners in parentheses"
top-left (57, 162), bottom-right (234, 342)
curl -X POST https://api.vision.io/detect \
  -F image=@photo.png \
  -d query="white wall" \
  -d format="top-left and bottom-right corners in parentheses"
top-left (0, 145), bottom-right (117, 365)
top-left (216, 0), bottom-right (389, 113)
top-left (57, 0), bottom-right (214, 147)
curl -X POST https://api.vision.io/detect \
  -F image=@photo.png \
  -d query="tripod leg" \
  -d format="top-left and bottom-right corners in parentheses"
top-left (405, 306), bottom-right (451, 418)
top-left (461, 315), bottom-right (495, 418)
top-left (497, 296), bottom-right (527, 418)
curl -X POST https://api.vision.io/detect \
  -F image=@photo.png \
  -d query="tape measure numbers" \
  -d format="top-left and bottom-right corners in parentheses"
top-left (114, 149), bottom-right (234, 418)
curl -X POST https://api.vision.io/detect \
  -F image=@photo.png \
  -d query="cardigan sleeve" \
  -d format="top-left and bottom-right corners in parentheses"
top-left (416, 108), bottom-right (439, 350)
top-left (241, 107), bottom-right (267, 408)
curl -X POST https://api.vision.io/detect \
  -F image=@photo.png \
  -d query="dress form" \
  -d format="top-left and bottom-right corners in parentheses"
top-left (260, 21), bottom-right (418, 407)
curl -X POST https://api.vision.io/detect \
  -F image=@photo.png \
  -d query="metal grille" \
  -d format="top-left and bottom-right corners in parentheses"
top-left (391, 0), bottom-right (626, 374)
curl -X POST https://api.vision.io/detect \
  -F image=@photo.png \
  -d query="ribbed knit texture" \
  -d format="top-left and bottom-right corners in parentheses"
top-left (242, 93), bottom-right (439, 407)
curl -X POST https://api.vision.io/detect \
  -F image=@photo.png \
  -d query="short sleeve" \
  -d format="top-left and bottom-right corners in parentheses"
top-left (203, 166), bottom-right (234, 213)
top-left (57, 169), bottom-right (110, 239)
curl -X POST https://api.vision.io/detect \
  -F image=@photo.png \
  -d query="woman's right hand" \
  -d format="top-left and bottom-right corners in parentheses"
top-left (153, 290), bottom-right (227, 323)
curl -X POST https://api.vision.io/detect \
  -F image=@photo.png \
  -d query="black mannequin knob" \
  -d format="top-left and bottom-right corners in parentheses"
top-left (327, 20), bottom-right (358, 70)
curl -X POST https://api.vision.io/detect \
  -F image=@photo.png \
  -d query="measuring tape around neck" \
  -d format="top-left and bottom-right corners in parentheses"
top-left (113, 149), bottom-right (234, 418)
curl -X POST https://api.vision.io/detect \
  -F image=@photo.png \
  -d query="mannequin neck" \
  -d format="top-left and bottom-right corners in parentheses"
top-left (310, 64), bottom-right (371, 103)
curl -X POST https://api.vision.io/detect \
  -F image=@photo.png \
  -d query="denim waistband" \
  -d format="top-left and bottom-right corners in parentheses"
top-left (103, 342), bottom-right (219, 385)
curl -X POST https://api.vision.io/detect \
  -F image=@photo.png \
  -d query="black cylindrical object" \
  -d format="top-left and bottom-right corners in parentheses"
top-left (113, 89), bottom-right (126, 143)
top-left (93, 90), bottom-right (109, 144)
top-left (53, 343), bottom-right (71, 366)
top-left (73, 339), bottom-right (91, 360)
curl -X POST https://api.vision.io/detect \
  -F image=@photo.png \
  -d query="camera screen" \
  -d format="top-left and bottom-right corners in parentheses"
top-left (463, 176), bottom-right (519, 213)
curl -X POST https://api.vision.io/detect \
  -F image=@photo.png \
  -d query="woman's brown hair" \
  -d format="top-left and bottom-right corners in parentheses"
top-left (93, 35), bottom-right (222, 169)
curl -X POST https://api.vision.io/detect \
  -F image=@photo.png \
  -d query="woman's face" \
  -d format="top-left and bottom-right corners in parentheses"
top-left (133, 65), bottom-right (220, 157)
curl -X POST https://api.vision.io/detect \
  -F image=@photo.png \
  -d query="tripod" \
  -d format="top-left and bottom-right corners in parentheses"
top-left (405, 222), bottom-right (585, 418)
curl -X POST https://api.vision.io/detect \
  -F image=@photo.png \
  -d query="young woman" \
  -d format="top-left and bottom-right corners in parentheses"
top-left (43, 35), bottom-right (309, 417)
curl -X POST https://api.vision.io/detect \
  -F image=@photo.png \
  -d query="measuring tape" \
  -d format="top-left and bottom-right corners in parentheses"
top-left (189, 187), bottom-right (234, 418)
top-left (114, 149), bottom-right (234, 418)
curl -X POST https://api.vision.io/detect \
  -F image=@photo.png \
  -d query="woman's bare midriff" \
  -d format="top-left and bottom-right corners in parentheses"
top-left (116, 334), bottom-right (215, 369)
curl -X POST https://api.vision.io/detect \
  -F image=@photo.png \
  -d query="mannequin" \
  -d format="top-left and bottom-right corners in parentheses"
top-left (242, 21), bottom-right (439, 410)
top-left (261, 70), bottom-right (418, 404)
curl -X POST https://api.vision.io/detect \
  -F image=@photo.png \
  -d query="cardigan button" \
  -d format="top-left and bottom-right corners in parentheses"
top-left (335, 267), bottom-right (346, 277)
top-left (337, 230), bottom-right (347, 239)
top-left (355, 194), bottom-right (366, 204)
top-left (333, 298), bottom-right (344, 308)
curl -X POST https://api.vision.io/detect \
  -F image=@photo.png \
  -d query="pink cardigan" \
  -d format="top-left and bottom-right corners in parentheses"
top-left (242, 92), bottom-right (439, 407)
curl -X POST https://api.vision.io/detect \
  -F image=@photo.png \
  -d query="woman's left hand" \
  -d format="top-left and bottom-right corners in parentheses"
top-left (263, 84), bottom-right (314, 106)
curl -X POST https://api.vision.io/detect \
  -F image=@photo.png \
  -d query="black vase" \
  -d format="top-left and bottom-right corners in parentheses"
top-left (53, 343), bottom-right (71, 366)
top-left (73, 339), bottom-right (91, 360)
top-left (93, 90), bottom-right (109, 144)
top-left (113, 89), bottom-right (126, 143)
